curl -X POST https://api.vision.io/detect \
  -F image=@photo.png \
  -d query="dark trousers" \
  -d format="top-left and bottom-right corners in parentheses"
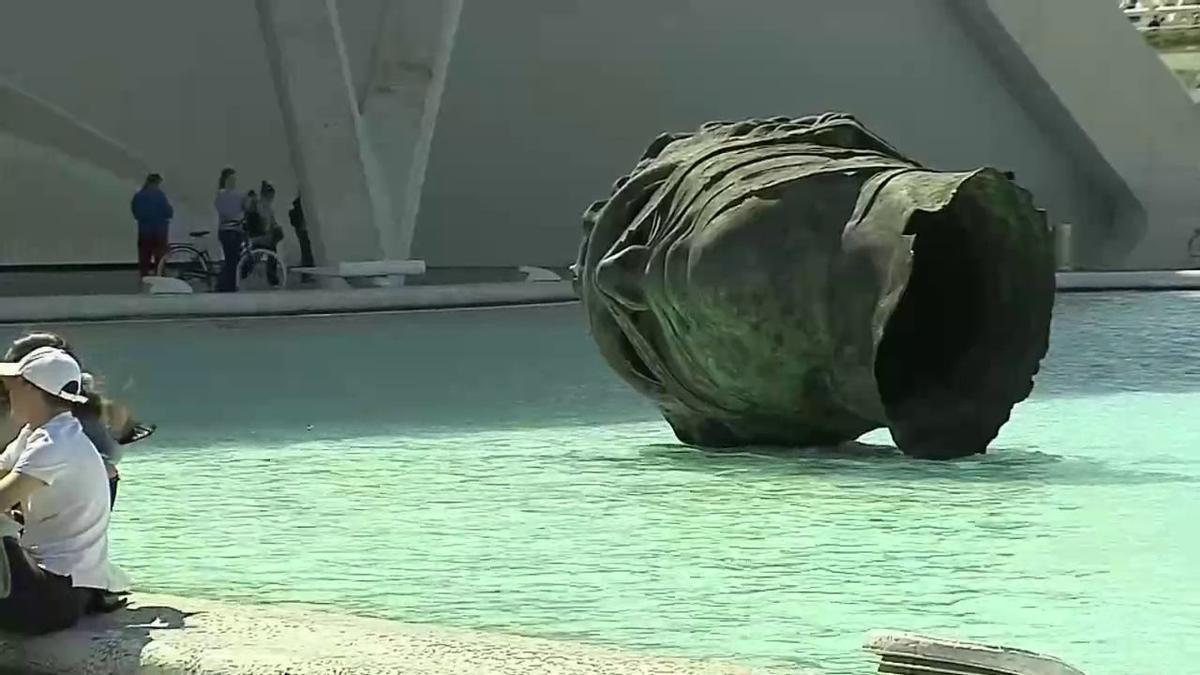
top-left (293, 226), bottom-right (314, 268)
top-left (137, 232), bottom-right (169, 277)
top-left (0, 538), bottom-right (90, 635)
top-left (217, 229), bottom-right (243, 293)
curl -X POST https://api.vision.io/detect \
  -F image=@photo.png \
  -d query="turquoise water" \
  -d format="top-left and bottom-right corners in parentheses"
top-left (14, 294), bottom-right (1200, 674)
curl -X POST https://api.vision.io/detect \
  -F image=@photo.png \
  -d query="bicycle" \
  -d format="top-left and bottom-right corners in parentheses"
top-left (156, 230), bottom-right (216, 292)
top-left (156, 227), bottom-right (288, 292)
top-left (234, 229), bottom-right (289, 292)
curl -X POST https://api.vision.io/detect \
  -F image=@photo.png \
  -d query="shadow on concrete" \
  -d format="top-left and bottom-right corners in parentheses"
top-left (79, 603), bottom-right (195, 672)
top-left (0, 602), bottom-right (197, 675)
top-left (95, 603), bottom-right (196, 631)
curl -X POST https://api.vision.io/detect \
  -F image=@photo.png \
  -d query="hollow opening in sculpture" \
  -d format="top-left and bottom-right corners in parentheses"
top-left (874, 204), bottom-right (990, 458)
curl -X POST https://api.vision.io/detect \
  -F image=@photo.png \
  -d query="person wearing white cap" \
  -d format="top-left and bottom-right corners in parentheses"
top-left (2, 332), bottom-right (156, 510)
top-left (0, 345), bottom-right (129, 635)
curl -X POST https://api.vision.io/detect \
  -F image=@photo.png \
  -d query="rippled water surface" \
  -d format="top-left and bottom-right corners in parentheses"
top-left (16, 293), bottom-right (1200, 674)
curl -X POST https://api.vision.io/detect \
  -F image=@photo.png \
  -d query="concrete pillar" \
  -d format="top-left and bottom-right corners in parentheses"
top-left (1055, 223), bottom-right (1075, 271)
top-left (360, 0), bottom-right (464, 260)
top-left (949, 0), bottom-right (1200, 268)
top-left (256, 0), bottom-right (393, 265)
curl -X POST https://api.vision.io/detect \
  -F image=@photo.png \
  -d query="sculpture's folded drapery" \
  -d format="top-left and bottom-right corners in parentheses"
top-left (575, 114), bottom-right (1055, 459)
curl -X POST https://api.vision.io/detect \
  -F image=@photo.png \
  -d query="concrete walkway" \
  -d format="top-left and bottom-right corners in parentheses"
top-left (1056, 270), bottom-right (1200, 291)
top-left (0, 593), bottom-right (805, 675)
top-left (0, 281), bottom-right (577, 324)
top-left (0, 272), bottom-right (1193, 325)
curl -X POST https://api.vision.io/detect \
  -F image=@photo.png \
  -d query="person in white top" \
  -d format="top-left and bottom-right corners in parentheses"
top-left (0, 345), bottom-right (128, 635)
top-left (3, 332), bottom-right (157, 510)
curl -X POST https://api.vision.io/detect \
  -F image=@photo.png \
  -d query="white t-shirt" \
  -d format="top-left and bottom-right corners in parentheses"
top-left (0, 413), bottom-right (126, 590)
top-left (214, 189), bottom-right (245, 228)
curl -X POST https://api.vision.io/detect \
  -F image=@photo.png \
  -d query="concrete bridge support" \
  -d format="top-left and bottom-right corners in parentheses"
top-left (256, 0), bottom-right (392, 266)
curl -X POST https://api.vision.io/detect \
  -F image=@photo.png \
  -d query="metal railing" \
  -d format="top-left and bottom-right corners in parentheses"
top-left (1123, 1), bottom-right (1200, 30)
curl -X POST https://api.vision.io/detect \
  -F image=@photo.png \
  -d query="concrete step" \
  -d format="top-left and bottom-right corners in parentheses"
top-left (0, 593), bottom-right (791, 675)
top-left (864, 631), bottom-right (1085, 675)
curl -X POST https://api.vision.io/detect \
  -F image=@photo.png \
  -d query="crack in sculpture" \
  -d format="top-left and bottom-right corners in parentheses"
top-left (574, 113), bottom-right (1055, 459)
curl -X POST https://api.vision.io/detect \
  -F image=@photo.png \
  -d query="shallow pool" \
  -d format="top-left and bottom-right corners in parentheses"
top-left (13, 294), bottom-right (1200, 674)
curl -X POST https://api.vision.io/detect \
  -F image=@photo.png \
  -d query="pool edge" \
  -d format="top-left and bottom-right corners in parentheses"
top-left (0, 282), bottom-right (579, 324)
top-left (1, 272), bottom-right (1196, 325)
top-left (0, 592), bottom-right (792, 675)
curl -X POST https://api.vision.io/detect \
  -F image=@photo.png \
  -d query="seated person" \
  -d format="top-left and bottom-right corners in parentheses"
top-left (4, 333), bottom-right (155, 509)
top-left (0, 346), bottom-right (129, 635)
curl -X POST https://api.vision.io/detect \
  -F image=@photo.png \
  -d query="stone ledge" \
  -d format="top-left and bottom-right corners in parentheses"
top-left (0, 281), bottom-right (578, 324)
top-left (0, 593), bottom-right (799, 675)
top-left (1056, 270), bottom-right (1200, 291)
top-left (863, 630), bottom-right (1085, 675)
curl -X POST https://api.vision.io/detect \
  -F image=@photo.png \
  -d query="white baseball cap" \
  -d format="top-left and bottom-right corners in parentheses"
top-left (0, 346), bottom-right (89, 404)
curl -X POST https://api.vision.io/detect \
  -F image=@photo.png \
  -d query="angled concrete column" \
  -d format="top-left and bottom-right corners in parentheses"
top-left (951, 0), bottom-right (1200, 269)
top-left (360, 0), bottom-right (464, 260)
top-left (256, 0), bottom-right (392, 265)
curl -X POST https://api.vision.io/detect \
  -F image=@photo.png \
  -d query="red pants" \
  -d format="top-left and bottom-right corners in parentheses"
top-left (137, 233), bottom-right (169, 277)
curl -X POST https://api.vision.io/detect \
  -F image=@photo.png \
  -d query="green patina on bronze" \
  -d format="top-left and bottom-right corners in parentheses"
top-left (575, 113), bottom-right (1055, 459)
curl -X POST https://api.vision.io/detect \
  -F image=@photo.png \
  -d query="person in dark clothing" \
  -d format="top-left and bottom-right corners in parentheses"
top-left (241, 183), bottom-right (283, 286)
top-left (130, 174), bottom-right (174, 278)
top-left (288, 195), bottom-right (315, 269)
top-left (258, 183), bottom-right (285, 285)
top-left (256, 182), bottom-right (284, 248)
top-left (243, 190), bottom-right (262, 238)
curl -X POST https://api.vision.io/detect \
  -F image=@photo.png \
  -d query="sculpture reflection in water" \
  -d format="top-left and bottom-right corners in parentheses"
top-left (574, 113), bottom-right (1055, 460)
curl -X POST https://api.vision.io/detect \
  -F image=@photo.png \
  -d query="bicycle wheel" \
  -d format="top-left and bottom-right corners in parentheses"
top-left (156, 245), bottom-right (214, 292)
top-left (236, 249), bottom-right (288, 291)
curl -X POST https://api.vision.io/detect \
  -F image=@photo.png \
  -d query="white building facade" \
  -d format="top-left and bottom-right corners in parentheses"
top-left (1, 0), bottom-right (1197, 271)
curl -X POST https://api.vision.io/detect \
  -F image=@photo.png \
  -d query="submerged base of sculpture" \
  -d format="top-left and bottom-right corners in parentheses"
top-left (575, 113), bottom-right (1055, 459)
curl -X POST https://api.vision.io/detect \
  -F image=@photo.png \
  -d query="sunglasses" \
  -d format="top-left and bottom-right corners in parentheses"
top-left (117, 422), bottom-right (156, 446)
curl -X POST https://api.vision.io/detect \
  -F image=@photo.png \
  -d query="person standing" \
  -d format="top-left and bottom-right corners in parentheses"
top-left (256, 182), bottom-right (284, 247)
top-left (130, 174), bottom-right (174, 278)
top-left (214, 168), bottom-right (246, 293)
top-left (288, 194), bottom-right (315, 269)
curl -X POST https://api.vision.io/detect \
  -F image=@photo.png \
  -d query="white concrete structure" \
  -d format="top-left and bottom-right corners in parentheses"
top-left (0, 80), bottom-right (203, 264)
top-left (256, 0), bottom-right (393, 264)
top-left (0, 593), bottom-right (784, 675)
top-left (361, 0), bottom-right (464, 259)
top-left (954, 0), bottom-right (1200, 268)
top-left (1, 0), bottom-right (1198, 271)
